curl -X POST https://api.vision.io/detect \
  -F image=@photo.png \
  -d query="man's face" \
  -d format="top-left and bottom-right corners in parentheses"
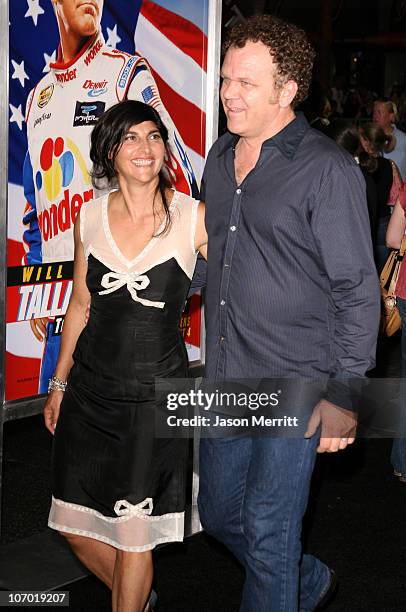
top-left (53, 0), bottom-right (103, 38)
top-left (373, 102), bottom-right (393, 130)
top-left (220, 41), bottom-right (290, 140)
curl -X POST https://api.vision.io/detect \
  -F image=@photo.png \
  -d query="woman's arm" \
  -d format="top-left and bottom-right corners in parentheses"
top-left (386, 198), bottom-right (406, 249)
top-left (194, 201), bottom-right (208, 260)
top-left (388, 160), bottom-right (403, 206)
top-left (43, 211), bottom-right (90, 433)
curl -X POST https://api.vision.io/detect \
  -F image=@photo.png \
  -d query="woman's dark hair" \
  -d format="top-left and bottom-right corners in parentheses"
top-left (90, 100), bottom-right (171, 235)
top-left (359, 122), bottom-right (395, 155)
top-left (327, 120), bottom-right (377, 173)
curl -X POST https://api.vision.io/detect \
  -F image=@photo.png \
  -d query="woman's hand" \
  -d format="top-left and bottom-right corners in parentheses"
top-left (43, 390), bottom-right (64, 434)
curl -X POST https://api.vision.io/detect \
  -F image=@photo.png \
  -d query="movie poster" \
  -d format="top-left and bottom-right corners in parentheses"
top-left (7, 0), bottom-right (209, 401)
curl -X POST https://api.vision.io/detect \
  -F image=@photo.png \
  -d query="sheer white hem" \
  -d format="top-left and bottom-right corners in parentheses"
top-left (48, 496), bottom-right (184, 552)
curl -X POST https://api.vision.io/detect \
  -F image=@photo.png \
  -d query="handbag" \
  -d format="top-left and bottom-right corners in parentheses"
top-left (379, 235), bottom-right (406, 336)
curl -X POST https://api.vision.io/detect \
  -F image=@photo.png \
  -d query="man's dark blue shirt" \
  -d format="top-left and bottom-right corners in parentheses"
top-left (192, 113), bottom-right (380, 383)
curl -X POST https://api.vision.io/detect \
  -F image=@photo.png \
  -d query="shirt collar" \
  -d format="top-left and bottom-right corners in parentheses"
top-left (218, 112), bottom-right (310, 160)
top-left (50, 32), bottom-right (105, 86)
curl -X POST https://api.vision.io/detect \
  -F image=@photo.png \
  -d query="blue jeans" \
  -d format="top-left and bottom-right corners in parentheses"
top-left (198, 435), bottom-right (330, 612)
top-left (391, 297), bottom-right (406, 476)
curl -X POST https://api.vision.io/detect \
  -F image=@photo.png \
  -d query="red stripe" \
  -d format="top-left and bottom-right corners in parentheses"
top-left (151, 68), bottom-right (205, 158)
top-left (140, 0), bottom-right (207, 71)
top-left (5, 352), bottom-right (40, 401)
top-left (8, 239), bottom-right (26, 266)
top-left (180, 294), bottom-right (202, 348)
top-left (25, 83), bottom-right (38, 124)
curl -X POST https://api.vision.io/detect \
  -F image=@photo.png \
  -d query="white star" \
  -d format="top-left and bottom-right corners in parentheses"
top-left (105, 24), bottom-right (121, 48)
top-left (43, 50), bottom-right (57, 73)
top-left (9, 104), bottom-right (25, 131)
top-left (25, 0), bottom-right (45, 27)
top-left (11, 59), bottom-right (29, 88)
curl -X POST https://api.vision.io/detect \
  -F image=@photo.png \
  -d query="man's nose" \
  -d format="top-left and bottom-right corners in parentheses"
top-left (222, 80), bottom-right (239, 99)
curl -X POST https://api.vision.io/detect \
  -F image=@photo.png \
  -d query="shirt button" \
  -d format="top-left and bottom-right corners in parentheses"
top-left (220, 300), bottom-right (225, 306)
top-left (224, 263), bottom-right (229, 268)
top-left (236, 188), bottom-right (242, 194)
top-left (220, 336), bottom-right (225, 342)
top-left (230, 226), bottom-right (236, 232)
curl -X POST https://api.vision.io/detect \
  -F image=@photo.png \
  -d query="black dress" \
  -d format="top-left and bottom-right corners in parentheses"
top-left (48, 191), bottom-right (199, 551)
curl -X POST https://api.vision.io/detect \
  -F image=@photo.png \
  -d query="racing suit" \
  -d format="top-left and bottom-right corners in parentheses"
top-left (23, 32), bottom-right (198, 392)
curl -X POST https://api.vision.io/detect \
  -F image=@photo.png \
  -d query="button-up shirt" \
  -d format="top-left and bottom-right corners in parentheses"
top-left (193, 113), bottom-right (380, 382)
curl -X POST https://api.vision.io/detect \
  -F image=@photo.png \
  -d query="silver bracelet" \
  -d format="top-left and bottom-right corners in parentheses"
top-left (48, 375), bottom-right (67, 393)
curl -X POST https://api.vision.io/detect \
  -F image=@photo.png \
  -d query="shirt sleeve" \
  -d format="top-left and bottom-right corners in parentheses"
top-left (387, 160), bottom-right (403, 206)
top-left (22, 151), bottom-right (42, 264)
top-left (188, 254), bottom-right (207, 296)
top-left (188, 172), bottom-right (207, 295)
top-left (399, 182), bottom-right (406, 210)
top-left (310, 162), bottom-right (380, 405)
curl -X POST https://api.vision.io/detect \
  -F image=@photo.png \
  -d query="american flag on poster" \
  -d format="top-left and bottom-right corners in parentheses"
top-left (7, 0), bottom-right (207, 400)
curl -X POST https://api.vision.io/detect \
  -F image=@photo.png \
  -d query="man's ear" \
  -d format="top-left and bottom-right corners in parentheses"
top-left (279, 80), bottom-right (298, 109)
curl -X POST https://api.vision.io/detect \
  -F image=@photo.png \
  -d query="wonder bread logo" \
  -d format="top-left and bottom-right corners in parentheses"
top-left (36, 137), bottom-right (93, 242)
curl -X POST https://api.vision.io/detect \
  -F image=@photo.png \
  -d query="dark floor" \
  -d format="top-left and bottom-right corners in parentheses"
top-left (1, 336), bottom-right (406, 611)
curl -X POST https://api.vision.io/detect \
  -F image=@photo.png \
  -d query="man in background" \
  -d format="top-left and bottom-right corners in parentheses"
top-left (373, 98), bottom-right (406, 178)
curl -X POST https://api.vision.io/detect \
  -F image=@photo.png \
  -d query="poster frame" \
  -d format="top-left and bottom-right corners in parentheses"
top-left (0, 0), bottom-right (222, 530)
top-left (0, 0), bottom-right (9, 534)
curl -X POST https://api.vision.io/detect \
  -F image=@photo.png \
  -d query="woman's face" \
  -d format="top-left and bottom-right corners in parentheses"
top-left (113, 121), bottom-right (165, 185)
top-left (360, 134), bottom-right (374, 156)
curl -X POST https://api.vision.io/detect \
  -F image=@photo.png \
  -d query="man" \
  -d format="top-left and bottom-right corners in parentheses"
top-left (194, 15), bottom-right (380, 611)
top-left (23, 0), bottom-right (198, 392)
top-left (373, 98), bottom-right (406, 178)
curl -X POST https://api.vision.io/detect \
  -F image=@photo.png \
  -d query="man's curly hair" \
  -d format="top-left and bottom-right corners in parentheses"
top-left (223, 15), bottom-right (315, 107)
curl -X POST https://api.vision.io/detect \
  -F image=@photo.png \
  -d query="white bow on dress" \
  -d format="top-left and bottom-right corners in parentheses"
top-left (99, 271), bottom-right (165, 309)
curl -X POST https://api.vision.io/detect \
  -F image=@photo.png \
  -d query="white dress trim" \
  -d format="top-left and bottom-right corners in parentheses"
top-left (48, 496), bottom-right (184, 552)
top-left (102, 191), bottom-right (180, 270)
top-left (88, 247), bottom-right (195, 282)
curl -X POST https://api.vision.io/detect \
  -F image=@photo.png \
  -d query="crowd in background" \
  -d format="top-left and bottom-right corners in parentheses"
top-left (301, 82), bottom-right (406, 263)
top-left (302, 78), bottom-right (406, 131)
top-left (301, 80), bottom-right (406, 484)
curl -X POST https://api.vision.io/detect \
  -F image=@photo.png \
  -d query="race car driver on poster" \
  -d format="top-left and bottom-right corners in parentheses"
top-left (7, 0), bottom-right (207, 400)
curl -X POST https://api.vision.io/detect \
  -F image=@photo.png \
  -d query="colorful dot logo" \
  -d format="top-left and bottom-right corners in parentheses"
top-left (36, 137), bottom-right (90, 201)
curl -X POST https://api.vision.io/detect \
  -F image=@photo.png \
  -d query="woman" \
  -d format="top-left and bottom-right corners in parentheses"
top-left (386, 187), bottom-right (406, 484)
top-left (43, 100), bottom-right (207, 611)
top-left (359, 122), bottom-right (403, 270)
top-left (327, 121), bottom-right (378, 241)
